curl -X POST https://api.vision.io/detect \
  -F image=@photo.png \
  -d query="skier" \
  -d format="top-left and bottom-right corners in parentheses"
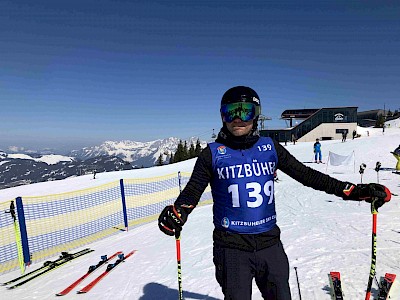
top-left (352, 129), bottom-right (357, 139)
top-left (393, 144), bottom-right (400, 156)
top-left (341, 131), bottom-right (347, 142)
top-left (313, 138), bottom-right (322, 163)
top-left (158, 86), bottom-right (392, 300)
top-left (391, 144), bottom-right (400, 171)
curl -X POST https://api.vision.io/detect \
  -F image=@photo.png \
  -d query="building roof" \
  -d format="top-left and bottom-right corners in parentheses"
top-left (281, 109), bottom-right (319, 119)
top-left (281, 107), bottom-right (358, 120)
top-left (357, 109), bottom-right (385, 118)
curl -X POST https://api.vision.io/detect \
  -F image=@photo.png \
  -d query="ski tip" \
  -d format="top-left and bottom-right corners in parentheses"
top-left (77, 290), bottom-right (87, 294)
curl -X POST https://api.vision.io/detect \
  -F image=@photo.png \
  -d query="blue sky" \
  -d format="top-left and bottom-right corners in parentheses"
top-left (1, 1), bottom-right (399, 151)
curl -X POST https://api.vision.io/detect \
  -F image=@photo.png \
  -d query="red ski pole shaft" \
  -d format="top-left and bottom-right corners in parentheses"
top-left (176, 172), bottom-right (184, 299)
top-left (175, 230), bottom-right (183, 300)
top-left (365, 200), bottom-right (378, 300)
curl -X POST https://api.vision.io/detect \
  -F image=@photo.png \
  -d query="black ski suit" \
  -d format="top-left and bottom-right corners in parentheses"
top-left (174, 128), bottom-right (349, 300)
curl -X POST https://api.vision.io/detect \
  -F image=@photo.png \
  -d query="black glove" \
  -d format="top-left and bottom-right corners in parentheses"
top-left (343, 183), bottom-right (391, 208)
top-left (158, 204), bottom-right (194, 236)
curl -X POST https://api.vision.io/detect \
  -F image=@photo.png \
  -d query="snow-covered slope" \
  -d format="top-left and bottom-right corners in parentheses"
top-left (0, 127), bottom-right (399, 299)
top-left (386, 117), bottom-right (400, 128)
top-left (7, 154), bottom-right (74, 164)
top-left (0, 155), bottom-right (132, 190)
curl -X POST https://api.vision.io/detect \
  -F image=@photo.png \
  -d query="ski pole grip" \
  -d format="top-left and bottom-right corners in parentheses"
top-left (371, 198), bottom-right (380, 214)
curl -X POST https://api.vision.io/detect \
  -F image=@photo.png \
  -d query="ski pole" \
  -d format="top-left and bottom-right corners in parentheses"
top-left (6, 201), bottom-right (25, 274)
top-left (294, 266), bottom-right (302, 300)
top-left (365, 199), bottom-right (379, 300)
top-left (175, 230), bottom-right (183, 300)
top-left (176, 172), bottom-right (184, 299)
top-left (375, 162), bottom-right (381, 183)
top-left (359, 163), bottom-right (366, 183)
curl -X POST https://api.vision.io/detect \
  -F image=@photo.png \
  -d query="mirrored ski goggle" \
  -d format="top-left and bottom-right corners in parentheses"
top-left (220, 102), bottom-right (260, 123)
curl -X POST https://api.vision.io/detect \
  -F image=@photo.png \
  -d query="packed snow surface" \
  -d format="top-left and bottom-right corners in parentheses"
top-left (1, 126), bottom-right (399, 299)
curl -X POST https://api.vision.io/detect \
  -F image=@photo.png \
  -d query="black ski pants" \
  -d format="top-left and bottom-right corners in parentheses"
top-left (213, 241), bottom-right (291, 300)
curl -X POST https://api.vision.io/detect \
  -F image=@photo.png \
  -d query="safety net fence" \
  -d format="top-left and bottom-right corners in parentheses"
top-left (0, 172), bottom-right (212, 274)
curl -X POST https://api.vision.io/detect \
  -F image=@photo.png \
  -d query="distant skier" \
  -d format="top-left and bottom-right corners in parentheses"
top-left (393, 144), bottom-right (400, 156)
top-left (352, 130), bottom-right (357, 139)
top-left (158, 86), bottom-right (392, 300)
top-left (341, 131), bottom-right (347, 142)
top-left (313, 138), bottom-right (322, 163)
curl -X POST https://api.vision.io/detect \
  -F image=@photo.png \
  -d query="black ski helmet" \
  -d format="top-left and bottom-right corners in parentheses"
top-left (220, 86), bottom-right (261, 128)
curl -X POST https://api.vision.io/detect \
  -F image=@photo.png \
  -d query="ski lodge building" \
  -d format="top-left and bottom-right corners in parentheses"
top-left (259, 107), bottom-right (358, 143)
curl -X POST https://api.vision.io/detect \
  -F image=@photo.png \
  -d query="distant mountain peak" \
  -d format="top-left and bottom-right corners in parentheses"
top-left (69, 137), bottom-right (207, 167)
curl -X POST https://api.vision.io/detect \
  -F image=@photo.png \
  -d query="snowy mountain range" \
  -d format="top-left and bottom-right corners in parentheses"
top-left (0, 155), bottom-right (133, 189)
top-left (0, 137), bottom-right (208, 189)
top-left (69, 137), bottom-right (207, 167)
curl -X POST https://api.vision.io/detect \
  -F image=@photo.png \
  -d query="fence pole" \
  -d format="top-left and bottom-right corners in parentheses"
top-left (119, 179), bottom-right (129, 231)
top-left (15, 197), bottom-right (31, 266)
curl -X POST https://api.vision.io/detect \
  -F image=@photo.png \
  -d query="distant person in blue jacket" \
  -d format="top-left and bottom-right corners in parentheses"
top-left (314, 138), bottom-right (322, 163)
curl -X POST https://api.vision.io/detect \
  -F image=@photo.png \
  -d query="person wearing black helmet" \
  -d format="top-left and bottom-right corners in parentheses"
top-left (158, 86), bottom-right (392, 300)
top-left (391, 144), bottom-right (400, 171)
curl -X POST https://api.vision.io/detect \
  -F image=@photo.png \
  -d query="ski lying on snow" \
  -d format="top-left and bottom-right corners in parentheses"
top-left (56, 251), bottom-right (122, 296)
top-left (376, 273), bottom-right (396, 300)
top-left (77, 250), bottom-right (137, 294)
top-left (1, 252), bottom-right (70, 286)
top-left (328, 271), bottom-right (344, 300)
top-left (3, 248), bottom-right (94, 289)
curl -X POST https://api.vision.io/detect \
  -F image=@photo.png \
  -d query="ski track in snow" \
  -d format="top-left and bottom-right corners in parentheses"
top-left (0, 126), bottom-right (400, 299)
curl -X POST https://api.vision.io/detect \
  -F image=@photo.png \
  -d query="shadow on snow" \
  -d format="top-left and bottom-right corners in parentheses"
top-left (139, 282), bottom-right (220, 300)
